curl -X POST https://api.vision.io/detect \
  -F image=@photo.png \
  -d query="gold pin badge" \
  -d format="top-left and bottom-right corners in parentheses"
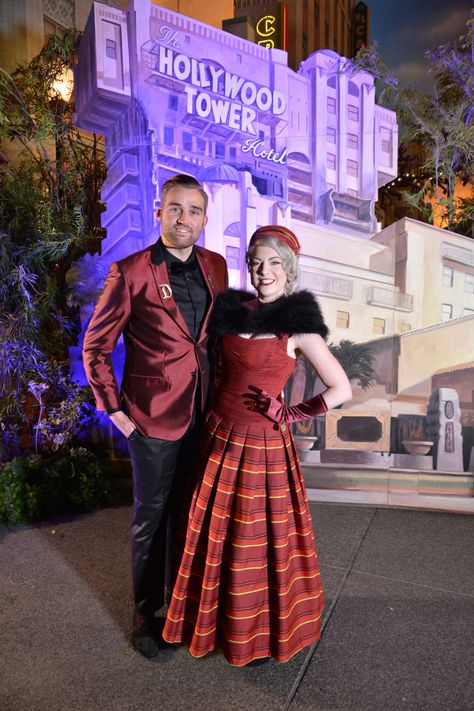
top-left (159, 283), bottom-right (173, 300)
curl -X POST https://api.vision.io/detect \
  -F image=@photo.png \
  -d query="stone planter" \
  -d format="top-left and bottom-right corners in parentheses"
top-left (402, 440), bottom-right (434, 456)
top-left (295, 436), bottom-right (318, 452)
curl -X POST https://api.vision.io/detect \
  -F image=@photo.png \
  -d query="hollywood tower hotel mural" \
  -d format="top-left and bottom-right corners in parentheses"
top-left (72, 0), bottom-right (474, 506)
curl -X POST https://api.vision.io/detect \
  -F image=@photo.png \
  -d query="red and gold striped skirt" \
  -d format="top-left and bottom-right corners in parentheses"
top-left (163, 409), bottom-right (324, 666)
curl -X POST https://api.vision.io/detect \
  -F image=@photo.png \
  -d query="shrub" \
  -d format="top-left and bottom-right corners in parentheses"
top-left (0, 448), bottom-right (115, 526)
top-left (0, 455), bottom-right (44, 525)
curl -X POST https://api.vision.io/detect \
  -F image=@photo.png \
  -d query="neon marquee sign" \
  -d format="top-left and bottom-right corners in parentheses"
top-left (256, 15), bottom-right (277, 49)
top-left (253, 3), bottom-right (287, 52)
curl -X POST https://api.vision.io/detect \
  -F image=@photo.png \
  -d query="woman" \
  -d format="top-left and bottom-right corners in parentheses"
top-left (163, 225), bottom-right (352, 666)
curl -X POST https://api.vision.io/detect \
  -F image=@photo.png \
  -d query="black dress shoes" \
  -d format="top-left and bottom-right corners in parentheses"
top-left (132, 615), bottom-right (167, 659)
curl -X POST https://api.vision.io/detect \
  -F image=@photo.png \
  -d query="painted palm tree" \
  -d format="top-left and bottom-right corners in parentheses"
top-left (329, 340), bottom-right (375, 391)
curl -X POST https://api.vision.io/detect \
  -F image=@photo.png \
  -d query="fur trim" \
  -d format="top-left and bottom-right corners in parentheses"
top-left (209, 289), bottom-right (329, 339)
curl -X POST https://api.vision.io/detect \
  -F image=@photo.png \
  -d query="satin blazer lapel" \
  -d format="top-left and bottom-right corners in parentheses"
top-left (196, 249), bottom-right (219, 339)
top-left (149, 259), bottom-right (192, 338)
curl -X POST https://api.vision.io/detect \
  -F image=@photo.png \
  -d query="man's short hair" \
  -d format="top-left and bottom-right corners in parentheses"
top-left (160, 174), bottom-right (209, 213)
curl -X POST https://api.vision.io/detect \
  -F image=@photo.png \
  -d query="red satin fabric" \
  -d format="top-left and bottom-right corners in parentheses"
top-left (164, 335), bottom-right (324, 665)
top-left (83, 245), bottom-right (227, 440)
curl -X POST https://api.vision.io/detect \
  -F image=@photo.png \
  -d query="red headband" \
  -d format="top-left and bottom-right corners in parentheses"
top-left (248, 225), bottom-right (301, 256)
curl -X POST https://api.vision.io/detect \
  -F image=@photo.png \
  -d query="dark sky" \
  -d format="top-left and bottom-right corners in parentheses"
top-left (369, 0), bottom-right (473, 88)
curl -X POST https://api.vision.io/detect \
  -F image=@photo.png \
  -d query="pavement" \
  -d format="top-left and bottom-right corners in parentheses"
top-left (1, 502), bottom-right (473, 711)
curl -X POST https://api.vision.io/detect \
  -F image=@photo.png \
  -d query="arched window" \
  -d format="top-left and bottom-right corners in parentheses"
top-left (348, 81), bottom-right (359, 97)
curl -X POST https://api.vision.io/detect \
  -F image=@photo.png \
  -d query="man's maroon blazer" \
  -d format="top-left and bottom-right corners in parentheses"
top-left (83, 240), bottom-right (228, 440)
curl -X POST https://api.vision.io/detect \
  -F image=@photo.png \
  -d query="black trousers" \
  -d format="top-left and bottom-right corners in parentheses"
top-left (127, 415), bottom-right (201, 617)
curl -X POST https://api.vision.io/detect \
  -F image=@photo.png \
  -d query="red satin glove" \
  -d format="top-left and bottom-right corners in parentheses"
top-left (245, 385), bottom-right (328, 423)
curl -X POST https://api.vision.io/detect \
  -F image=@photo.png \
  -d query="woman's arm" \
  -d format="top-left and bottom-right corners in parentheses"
top-left (290, 333), bottom-right (352, 410)
top-left (244, 333), bottom-right (352, 422)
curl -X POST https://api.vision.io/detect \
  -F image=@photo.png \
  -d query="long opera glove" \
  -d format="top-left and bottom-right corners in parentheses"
top-left (246, 385), bottom-right (328, 423)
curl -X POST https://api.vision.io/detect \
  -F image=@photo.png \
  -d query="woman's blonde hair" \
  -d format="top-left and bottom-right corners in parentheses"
top-left (246, 235), bottom-right (299, 294)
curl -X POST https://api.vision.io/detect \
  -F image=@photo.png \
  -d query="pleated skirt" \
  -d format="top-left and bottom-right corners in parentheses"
top-left (163, 409), bottom-right (324, 666)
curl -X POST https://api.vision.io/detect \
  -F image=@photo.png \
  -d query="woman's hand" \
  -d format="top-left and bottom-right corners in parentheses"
top-left (244, 385), bottom-right (328, 423)
top-left (244, 385), bottom-right (284, 421)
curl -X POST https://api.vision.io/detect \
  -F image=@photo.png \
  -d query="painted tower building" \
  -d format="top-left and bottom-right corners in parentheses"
top-left (73, 1), bottom-right (474, 363)
top-left (72, 1), bottom-right (474, 495)
top-left (74, 0), bottom-right (397, 288)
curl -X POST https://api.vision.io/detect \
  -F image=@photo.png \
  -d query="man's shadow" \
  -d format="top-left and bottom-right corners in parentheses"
top-left (33, 503), bottom-right (134, 636)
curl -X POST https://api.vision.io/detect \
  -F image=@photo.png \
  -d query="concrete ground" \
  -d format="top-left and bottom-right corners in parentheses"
top-left (1, 502), bottom-right (473, 711)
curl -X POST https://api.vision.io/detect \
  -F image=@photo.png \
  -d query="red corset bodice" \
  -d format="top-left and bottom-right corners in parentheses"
top-left (208, 334), bottom-right (296, 425)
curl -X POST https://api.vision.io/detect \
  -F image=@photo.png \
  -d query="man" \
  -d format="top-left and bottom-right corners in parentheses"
top-left (83, 174), bottom-right (227, 658)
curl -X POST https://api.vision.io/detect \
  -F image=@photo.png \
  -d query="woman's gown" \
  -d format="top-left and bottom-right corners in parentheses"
top-left (163, 333), bottom-right (324, 666)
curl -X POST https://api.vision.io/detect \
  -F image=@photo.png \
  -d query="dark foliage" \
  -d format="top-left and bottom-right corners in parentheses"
top-left (0, 448), bottom-right (116, 526)
top-left (0, 32), bottom-right (107, 461)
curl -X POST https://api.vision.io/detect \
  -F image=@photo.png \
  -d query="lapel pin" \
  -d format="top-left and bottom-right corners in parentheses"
top-left (159, 283), bottom-right (173, 300)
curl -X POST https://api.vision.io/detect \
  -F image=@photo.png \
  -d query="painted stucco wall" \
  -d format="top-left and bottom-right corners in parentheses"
top-left (70, 1), bottom-right (474, 482)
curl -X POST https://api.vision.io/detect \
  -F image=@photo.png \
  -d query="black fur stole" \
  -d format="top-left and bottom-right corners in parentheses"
top-left (209, 289), bottom-right (329, 339)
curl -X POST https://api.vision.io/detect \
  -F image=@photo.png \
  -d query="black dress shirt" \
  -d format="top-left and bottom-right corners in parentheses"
top-left (156, 239), bottom-right (210, 340)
